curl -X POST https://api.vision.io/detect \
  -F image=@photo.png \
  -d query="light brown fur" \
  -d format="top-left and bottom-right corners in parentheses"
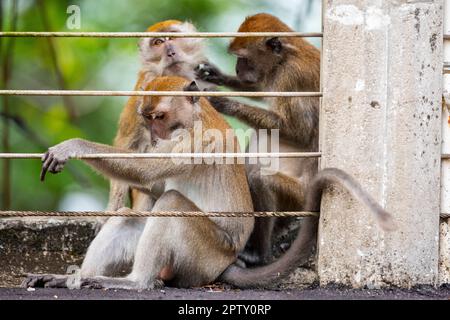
top-left (106, 20), bottom-right (213, 219)
top-left (24, 76), bottom-right (255, 290)
top-left (197, 13), bottom-right (395, 288)
top-left (198, 13), bottom-right (320, 265)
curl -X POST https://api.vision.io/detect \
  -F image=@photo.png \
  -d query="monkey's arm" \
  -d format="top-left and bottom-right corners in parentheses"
top-left (106, 180), bottom-right (129, 210)
top-left (209, 96), bottom-right (291, 133)
top-left (209, 97), bottom-right (316, 146)
top-left (40, 138), bottom-right (191, 186)
top-left (195, 63), bottom-right (258, 92)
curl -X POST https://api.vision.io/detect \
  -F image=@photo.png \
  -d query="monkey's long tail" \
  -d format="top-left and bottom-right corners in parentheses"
top-left (219, 167), bottom-right (396, 288)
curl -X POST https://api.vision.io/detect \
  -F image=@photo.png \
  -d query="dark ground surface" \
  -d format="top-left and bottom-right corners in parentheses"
top-left (1, 285), bottom-right (450, 300)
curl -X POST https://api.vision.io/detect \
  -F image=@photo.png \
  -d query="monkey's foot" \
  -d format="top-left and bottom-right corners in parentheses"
top-left (234, 258), bottom-right (247, 268)
top-left (22, 274), bottom-right (68, 288)
top-left (80, 276), bottom-right (164, 290)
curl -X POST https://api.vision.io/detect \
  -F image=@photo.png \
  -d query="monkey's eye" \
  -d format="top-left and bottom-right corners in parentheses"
top-left (265, 37), bottom-right (282, 54)
top-left (142, 113), bottom-right (153, 120)
top-left (142, 112), bottom-right (165, 121)
top-left (151, 38), bottom-right (165, 46)
top-left (154, 112), bottom-right (165, 120)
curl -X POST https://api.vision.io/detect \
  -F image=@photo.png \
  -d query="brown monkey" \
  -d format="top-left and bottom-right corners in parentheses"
top-left (196, 13), bottom-right (320, 265)
top-left (24, 76), bottom-right (254, 289)
top-left (24, 77), bottom-right (394, 290)
top-left (106, 20), bottom-right (213, 220)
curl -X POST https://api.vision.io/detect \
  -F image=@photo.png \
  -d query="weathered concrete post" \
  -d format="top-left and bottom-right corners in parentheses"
top-left (319, 0), bottom-right (443, 288)
top-left (439, 0), bottom-right (450, 285)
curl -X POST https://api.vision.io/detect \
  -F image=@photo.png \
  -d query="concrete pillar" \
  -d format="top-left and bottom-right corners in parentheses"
top-left (318, 0), bottom-right (443, 288)
top-left (439, 0), bottom-right (450, 285)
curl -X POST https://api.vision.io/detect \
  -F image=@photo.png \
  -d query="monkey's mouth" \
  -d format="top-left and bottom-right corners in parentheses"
top-left (166, 60), bottom-right (183, 68)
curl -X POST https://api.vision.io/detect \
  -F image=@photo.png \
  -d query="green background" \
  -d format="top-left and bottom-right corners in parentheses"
top-left (0, 0), bottom-right (320, 211)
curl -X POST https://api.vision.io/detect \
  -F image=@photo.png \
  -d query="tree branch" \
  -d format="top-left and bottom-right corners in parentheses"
top-left (37, 0), bottom-right (78, 121)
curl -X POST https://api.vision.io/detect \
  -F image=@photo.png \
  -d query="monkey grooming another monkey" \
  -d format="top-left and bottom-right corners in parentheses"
top-left (196, 13), bottom-right (321, 265)
top-left (24, 76), bottom-right (254, 289)
top-left (23, 75), bottom-right (396, 290)
top-left (106, 20), bottom-right (214, 221)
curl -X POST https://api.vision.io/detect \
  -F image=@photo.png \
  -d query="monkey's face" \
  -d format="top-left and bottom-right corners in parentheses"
top-left (139, 22), bottom-right (203, 72)
top-left (137, 79), bottom-right (200, 145)
top-left (229, 37), bottom-right (284, 84)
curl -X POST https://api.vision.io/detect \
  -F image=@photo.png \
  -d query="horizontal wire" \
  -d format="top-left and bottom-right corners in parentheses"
top-left (0, 31), bottom-right (323, 38)
top-left (4, 153), bottom-right (450, 159)
top-left (1, 211), bottom-right (447, 219)
top-left (0, 152), bottom-right (322, 159)
top-left (0, 211), bottom-right (319, 218)
top-left (0, 90), bottom-right (322, 97)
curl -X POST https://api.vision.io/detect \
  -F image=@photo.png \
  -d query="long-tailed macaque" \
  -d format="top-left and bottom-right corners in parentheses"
top-left (106, 20), bottom-right (213, 220)
top-left (24, 76), bottom-right (254, 289)
top-left (23, 76), bottom-right (395, 290)
top-left (196, 13), bottom-right (321, 265)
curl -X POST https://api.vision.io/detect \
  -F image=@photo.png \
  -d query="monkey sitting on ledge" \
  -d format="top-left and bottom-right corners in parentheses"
top-left (24, 76), bottom-right (254, 289)
top-left (23, 76), bottom-right (395, 290)
top-left (196, 13), bottom-right (322, 266)
top-left (105, 20), bottom-right (214, 228)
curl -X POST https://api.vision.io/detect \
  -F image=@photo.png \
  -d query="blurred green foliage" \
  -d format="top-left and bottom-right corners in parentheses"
top-left (0, 0), bottom-right (319, 210)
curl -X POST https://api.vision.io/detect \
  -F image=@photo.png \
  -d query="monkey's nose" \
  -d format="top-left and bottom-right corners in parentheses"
top-left (167, 50), bottom-right (176, 57)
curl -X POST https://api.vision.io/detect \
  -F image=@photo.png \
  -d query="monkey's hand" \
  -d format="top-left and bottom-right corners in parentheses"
top-left (208, 96), bottom-right (235, 116)
top-left (195, 63), bottom-right (226, 85)
top-left (40, 138), bottom-right (86, 181)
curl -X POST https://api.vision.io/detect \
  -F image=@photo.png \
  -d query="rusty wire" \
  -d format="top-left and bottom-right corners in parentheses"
top-left (0, 210), bottom-right (319, 218)
top-left (0, 31), bottom-right (323, 38)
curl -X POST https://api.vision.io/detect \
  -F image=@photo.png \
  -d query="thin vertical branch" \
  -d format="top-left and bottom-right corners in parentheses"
top-left (37, 0), bottom-right (77, 121)
top-left (1, 0), bottom-right (19, 209)
top-left (0, 112), bottom-right (92, 188)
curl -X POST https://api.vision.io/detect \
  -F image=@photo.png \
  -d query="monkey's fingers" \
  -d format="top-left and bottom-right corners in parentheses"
top-left (195, 63), bottom-right (222, 83)
top-left (208, 96), bottom-right (230, 113)
top-left (40, 153), bottom-right (54, 181)
top-left (41, 151), bottom-right (49, 163)
top-left (48, 158), bottom-right (65, 174)
top-left (22, 274), bottom-right (54, 288)
top-left (44, 278), bottom-right (68, 288)
top-left (80, 278), bottom-right (103, 289)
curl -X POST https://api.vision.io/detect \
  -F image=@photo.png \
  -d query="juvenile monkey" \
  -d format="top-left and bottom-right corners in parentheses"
top-left (106, 20), bottom-right (213, 217)
top-left (197, 13), bottom-right (321, 265)
top-left (25, 76), bottom-right (254, 289)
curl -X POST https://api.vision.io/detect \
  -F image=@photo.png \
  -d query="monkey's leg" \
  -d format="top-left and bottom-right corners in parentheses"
top-left (242, 171), bottom-right (306, 265)
top-left (80, 190), bottom-right (236, 290)
top-left (78, 190), bottom-right (189, 290)
top-left (107, 180), bottom-right (129, 211)
top-left (23, 208), bottom-right (147, 288)
top-left (80, 209), bottom-right (147, 278)
top-left (91, 180), bottom-right (130, 234)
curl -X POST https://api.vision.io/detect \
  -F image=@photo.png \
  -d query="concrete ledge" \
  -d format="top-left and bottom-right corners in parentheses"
top-left (0, 218), bottom-right (97, 287)
top-left (0, 217), bottom-right (316, 288)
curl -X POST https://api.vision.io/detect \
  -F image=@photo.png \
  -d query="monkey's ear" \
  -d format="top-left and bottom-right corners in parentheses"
top-left (184, 81), bottom-right (200, 104)
top-left (266, 37), bottom-right (282, 54)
